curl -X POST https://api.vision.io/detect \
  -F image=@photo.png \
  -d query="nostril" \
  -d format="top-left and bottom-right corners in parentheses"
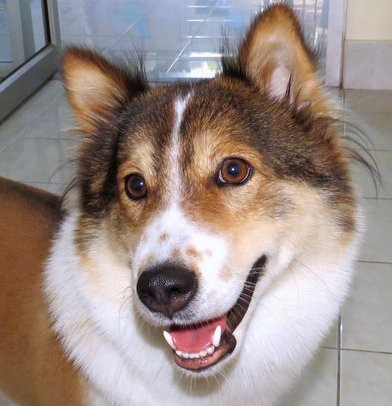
top-left (137, 263), bottom-right (198, 316)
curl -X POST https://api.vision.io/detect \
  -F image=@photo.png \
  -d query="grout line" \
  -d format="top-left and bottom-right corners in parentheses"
top-left (358, 260), bottom-right (392, 265)
top-left (358, 196), bottom-right (392, 201)
top-left (351, 148), bottom-right (392, 152)
top-left (353, 147), bottom-right (392, 153)
top-left (0, 101), bottom-right (63, 156)
top-left (20, 137), bottom-right (78, 141)
top-left (27, 181), bottom-right (65, 185)
top-left (337, 314), bottom-right (342, 406)
top-left (340, 348), bottom-right (392, 356)
top-left (362, 196), bottom-right (392, 201)
top-left (321, 346), bottom-right (338, 350)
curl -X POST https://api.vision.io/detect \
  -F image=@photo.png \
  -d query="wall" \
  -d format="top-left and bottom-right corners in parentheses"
top-left (346, 0), bottom-right (392, 40)
top-left (343, 0), bottom-right (392, 89)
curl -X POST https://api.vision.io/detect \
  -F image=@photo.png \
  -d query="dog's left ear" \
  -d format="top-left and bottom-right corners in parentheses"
top-left (62, 47), bottom-right (147, 133)
top-left (228, 4), bottom-right (328, 115)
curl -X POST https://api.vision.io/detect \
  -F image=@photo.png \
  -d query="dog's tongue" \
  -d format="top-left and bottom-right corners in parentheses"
top-left (170, 316), bottom-right (227, 353)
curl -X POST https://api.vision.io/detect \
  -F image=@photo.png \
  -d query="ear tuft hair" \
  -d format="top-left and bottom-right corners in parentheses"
top-left (62, 46), bottom-right (148, 134)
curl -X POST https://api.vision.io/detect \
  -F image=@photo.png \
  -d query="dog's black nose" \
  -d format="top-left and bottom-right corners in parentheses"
top-left (137, 263), bottom-right (197, 316)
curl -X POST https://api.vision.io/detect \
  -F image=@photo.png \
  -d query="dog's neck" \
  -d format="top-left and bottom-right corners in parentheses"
top-left (44, 211), bottom-right (357, 406)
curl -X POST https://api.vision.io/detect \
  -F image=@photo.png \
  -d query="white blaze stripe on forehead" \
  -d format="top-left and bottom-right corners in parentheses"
top-left (132, 93), bottom-right (230, 317)
top-left (169, 94), bottom-right (191, 201)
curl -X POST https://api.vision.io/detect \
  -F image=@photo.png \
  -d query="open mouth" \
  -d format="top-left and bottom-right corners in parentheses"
top-left (162, 255), bottom-right (267, 372)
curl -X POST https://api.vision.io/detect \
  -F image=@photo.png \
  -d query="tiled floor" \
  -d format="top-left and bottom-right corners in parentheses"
top-left (0, 82), bottom-right (391, 405)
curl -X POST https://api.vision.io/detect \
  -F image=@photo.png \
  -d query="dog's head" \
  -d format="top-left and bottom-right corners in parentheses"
top-left (62, 5), bottom-right (356, 375)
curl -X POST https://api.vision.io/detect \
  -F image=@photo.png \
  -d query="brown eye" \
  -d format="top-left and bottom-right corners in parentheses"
top-left (125, 174), bottom-right (147, 200)
top-left (217, 158), bottom-right (252, 186)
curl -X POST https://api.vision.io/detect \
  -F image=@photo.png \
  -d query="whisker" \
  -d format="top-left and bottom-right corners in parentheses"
top-left (292, 258), bottom-right (336, 299)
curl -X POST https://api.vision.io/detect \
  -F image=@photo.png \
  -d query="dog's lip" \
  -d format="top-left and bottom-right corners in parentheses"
top-left (165, 255), bottom-right (267, 372)
top-left (226, 255), bottom-right (267, 332)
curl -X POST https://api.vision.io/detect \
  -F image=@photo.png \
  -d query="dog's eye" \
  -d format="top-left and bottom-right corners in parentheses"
top-left (125, 174), bottom-right (147, 200)
top-left (217, 158), bottom-right (252, 186)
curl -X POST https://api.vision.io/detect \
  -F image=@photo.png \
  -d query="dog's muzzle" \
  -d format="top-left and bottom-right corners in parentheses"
top-left (136, 256), bottom-right (267, 372)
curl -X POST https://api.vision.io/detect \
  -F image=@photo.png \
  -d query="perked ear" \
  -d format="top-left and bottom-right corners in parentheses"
top-left (234, 4), bottom-right (328, 115)
top-left (62, 47), bottom-right (147, 133)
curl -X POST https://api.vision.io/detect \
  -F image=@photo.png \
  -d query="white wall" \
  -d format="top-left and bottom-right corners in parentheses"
top-left (346, 0), bottom-right (392, 40)
top-left (343, 0), bottom-right (392, 89)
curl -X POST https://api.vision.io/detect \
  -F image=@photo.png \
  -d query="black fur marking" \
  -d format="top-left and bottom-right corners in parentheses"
top-left (220, 38), bottom-right (249, 85)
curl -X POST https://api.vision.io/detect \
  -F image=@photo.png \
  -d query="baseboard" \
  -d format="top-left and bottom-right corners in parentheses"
top-left (343, 40), bottom-right (392, 89)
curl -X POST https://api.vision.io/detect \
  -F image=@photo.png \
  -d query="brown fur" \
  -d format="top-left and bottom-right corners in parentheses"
top-left (0, 178), bottom-right (87, 405)
top-left (65, 41), bottom-right (354, 255)
top-left (62, 47), bottom-right (147, 134)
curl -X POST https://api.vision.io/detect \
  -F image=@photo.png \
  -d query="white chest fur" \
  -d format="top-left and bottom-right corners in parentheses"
top-left (44, 213), bottom-right (357, 406)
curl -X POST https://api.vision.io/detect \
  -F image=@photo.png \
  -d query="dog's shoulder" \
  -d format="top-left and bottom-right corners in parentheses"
top-left (0, 176), bottom-right (62, 219)
top-left (0, 177), bottom-right (62, 281)
top-left (0, 178), bottom-right (88, 405)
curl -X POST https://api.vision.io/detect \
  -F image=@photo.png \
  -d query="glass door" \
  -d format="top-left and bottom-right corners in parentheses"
top-left (57, 0), bottom-right (335, 84)
top-left (0, 0), bottom-right (60, 121)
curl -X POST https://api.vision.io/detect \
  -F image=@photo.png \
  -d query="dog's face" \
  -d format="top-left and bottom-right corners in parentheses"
top-left (62, 5), bottom-right (356, 376)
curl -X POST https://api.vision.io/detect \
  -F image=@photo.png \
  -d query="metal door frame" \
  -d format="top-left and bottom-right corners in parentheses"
top-left (325, 0), bottom-right (346, 87)
top-left (0, 0), bottom-right (61, 121)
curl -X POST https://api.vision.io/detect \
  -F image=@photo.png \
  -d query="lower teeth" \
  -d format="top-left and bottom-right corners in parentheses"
top-left (175, 345), bottom-right (215, 359)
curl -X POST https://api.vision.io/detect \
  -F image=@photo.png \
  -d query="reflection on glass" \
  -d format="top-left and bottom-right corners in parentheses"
top-left (0, 0), bottom-right (48, 82)
top-left (58, 0), bottom-right (329, 82)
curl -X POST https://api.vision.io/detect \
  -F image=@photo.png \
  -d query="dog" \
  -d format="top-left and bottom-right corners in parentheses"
top-left (0, 4), bottom-right (362, 405)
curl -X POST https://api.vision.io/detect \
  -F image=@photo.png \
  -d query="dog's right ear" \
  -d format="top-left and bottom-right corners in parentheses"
top-left (62, 47), bottom-right (147, 134)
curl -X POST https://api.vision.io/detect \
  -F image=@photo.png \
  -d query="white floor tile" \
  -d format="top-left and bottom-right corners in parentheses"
top-left (0, 103), bottom-right (48, 153)
top-left (342, 262), bottom-right (392, 353)
top-left (346, 111), bottom-right (392, 151)
top-left (0, 81), bottom-right (64, 153)
top-left (0, 138), bottom-right (77, 184)
top-left (358, 198), bottom-right (392, 263)
top-left (351, 150), bottom-right (392, 199)
top-left (322, 320), bottom-right (339, 349)
top-left (340, 350), bottom-right (392, 406)
top-left (22, 80), bottom-right (64, 107)
top-left (23, 97), bottom-right (76, 140)
top-left (345, 89), bottom-right (392, 113)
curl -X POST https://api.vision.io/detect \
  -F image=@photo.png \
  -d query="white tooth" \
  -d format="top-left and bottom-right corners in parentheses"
top-left (163, 331), bottom-right (176, 350)
top-left (207, 346), bottom-right (215, 355)
top-left (212, 326), bottom-right (222, 348)
top-left (200, 350), bottom-right (207, 358)
top-left (176, 350), bottom-right (183, 357)
top-left (182, 352), bottom-right (189, 359)
top-left (189, 353), bottom-right (196, 359)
